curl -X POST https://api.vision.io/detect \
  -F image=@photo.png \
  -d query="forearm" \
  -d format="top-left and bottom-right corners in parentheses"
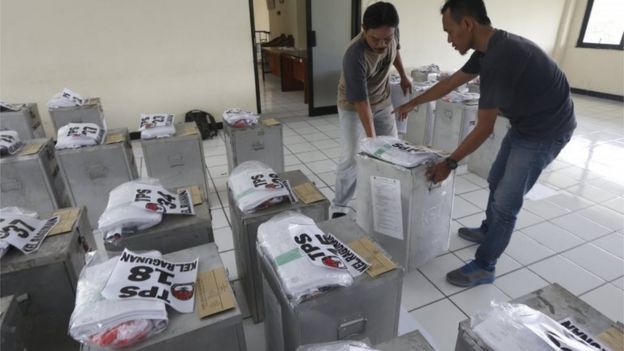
top-left (393, 52), bottom-right (408, 79)
top-left (353, 101), bottom-right (376, 138)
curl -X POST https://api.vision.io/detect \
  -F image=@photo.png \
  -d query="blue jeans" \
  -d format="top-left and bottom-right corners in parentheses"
top-left (475, 128), bottom-right (572, 270)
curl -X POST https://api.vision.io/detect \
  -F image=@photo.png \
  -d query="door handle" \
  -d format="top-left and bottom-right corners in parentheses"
top-left (168, 154), bottom-right (185, 167)
top-left (252, 141), bottom-right (265, 151)
top-left (337, 317), bottom-right (367, 339)
top-left (88, 164), bottom-right (108, 179)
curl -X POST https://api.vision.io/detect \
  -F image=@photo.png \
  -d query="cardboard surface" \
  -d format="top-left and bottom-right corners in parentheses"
top-left (195, 267), bottom-right (235, 319)
top-left (177, 186), bottom-right (203, 205)
top-left (348, 237), bottom-right (397, 277)
top-left (18, 142), bottom-right (45, 156)
top-left (176, 122), bottom-right (199, 136)
top-left (104, 132), bottom-right (126, 144)
top-left (262, 118), bottom-right (281, 127)
top-left (293, 182), bottom-right (324, 204)
top-left (599, 325), bottom-right (624, 351)
top-left (48, 208), bottom-right (80, 236)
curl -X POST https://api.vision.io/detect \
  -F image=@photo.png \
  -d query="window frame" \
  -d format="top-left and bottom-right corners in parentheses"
top-left (576, 0), bottom-right (624, 50)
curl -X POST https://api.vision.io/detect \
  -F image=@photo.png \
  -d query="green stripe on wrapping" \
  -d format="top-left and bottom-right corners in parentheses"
top-left (234, 188), bottom-right (257, 200)
top-left (274, 248), bottom-right (302, 266)
top-left (373, 144), bottom-right (391, 157)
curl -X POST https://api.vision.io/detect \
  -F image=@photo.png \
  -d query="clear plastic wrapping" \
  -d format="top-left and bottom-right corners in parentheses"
top-left (222, 108), bottom-right (260, 128)
top-left (139, 114), bottom-right (176, 140)
top-left (257, 211), bottom-right (353, 303)
top-left (97, 178), bottom-right (163, 243)
top-left (69, 251), bottom-right (168, 349)
top-left (411, 64), bottom-right (440, 82)
top-left (296, 341), bottom-right (378, 351)
top-left (228, 160), bottom-right (290, 214)
top-left (0, 130), bottom-right (24, 156)
top-left (442, 91), bottom-right (480, 104)
top-left (470, 302), bottom-right (601, 351)
top-left (55, 123), bottom-right (105, 149)
top-left (47, 88), bottom-right (85, 108)
top-left (360, 136), bottom-right (443, 168)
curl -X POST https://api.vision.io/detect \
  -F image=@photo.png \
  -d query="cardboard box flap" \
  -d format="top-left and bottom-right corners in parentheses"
top-left (176, 122), bottom-right (199, 136)
top-left (196, 267), bottom-right (236, 319)
top-left (104, 132), bottom-right (126, 144)
top-left (177, 186), bottom-right (203, 206)
top-left (18, 142), bottom-right (46, 156)
top-left (599, 324), bottom-right (624, 351)
top-left (48, 208), bottom-right (81, 236)
top-left (293, 182), bottom-right (325, 204)
top-left (348, 237), bottom-right (397, 278)
top-left (262, 118), bottom-right (281, 127)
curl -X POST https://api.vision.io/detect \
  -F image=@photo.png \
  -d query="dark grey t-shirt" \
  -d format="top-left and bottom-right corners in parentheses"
top-left (462, 30), bottom-right (576, 139)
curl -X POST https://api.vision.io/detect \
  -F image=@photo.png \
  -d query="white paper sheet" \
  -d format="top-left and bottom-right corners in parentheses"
top-left (371, 176), bottom-right (404, 240)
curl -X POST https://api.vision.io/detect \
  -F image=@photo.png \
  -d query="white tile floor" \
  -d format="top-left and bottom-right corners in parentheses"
top-left (129, 76), bottom-right (623, 350)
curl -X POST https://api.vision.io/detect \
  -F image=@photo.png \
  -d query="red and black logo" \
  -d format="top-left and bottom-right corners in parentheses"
top-left (171, 282), bottom-right (195, 301)
top-left (322, 255), bottom-right (346, 270)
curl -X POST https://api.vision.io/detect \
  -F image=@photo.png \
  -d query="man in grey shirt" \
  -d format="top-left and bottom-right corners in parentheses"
top-left (395, 0), bottom-right (576, 286)
top-left (333, 1), bottom-right (411, 218)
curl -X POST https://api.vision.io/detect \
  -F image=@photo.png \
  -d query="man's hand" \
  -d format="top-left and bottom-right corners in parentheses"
top-left (400, 76), bottom-right (412, 96)
top-left (393, 100), bottom-right (415, 120)
top-left (426, 160), bottom-right (452, 183)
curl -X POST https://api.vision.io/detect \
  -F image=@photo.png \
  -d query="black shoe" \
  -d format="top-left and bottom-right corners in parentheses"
top-left (458, 227), bottom-right (485, 243)
top-left (331, 212), bottom-right (346, 219)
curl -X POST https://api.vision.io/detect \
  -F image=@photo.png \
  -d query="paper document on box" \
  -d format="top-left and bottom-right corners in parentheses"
top-left (371, 176), bottom-right (403, 240)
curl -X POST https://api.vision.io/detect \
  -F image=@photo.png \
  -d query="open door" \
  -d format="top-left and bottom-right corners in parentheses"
top-left (306, 0), bottom-right (361, 116)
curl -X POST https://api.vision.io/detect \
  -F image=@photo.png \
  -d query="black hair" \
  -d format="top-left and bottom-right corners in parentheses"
top-left (440, 0), bottom-right (491, 25)
top-left (362, 2), bottom-right (399, 30)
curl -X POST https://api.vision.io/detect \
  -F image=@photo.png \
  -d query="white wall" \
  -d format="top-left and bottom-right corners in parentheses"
top-left (254, 0), bottom-right (271, 32)
top-left (0, 0), bottom-right (257, 135)
top-left (559, 0), bottom-right (624, 95)
top-left (268, 0), bottom-right (306, 47)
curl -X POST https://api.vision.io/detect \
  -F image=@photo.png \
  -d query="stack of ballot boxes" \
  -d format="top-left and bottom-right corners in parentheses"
top-left (0, 102), bottom-right (46, 140)
top-left (84, 243), bottom-right (247, 351)
top-left (57, 128), bottom-right (139, 226)
top-left (228, 170), bottom-right (329, 322)
top-left (1, 295), bottom-right (26, 351)
top-left (431, 97), bottom-right (478, 165)
top-left (141, 123), bottom-right (211, 200)
top-left (104, 186), bottom-right (213, 255)
top-left (355, 152), bottom-right (454, 272)
top-left (49, 97), bottom-right (106, 131)
top-left (455, 283), bottom-right (623, 351)
top-left (468, 116), bottom-right (510, 179)
top-left (224, 117), bottom-right (285, 172)
top-left (0, 207), bottom-right (94, 350)
top-left (259, 216), bottom-right (404, 351)
top-left (375, 330), bottom-right (435, 351)
top-left (0, 138), bottom-right (69, 214)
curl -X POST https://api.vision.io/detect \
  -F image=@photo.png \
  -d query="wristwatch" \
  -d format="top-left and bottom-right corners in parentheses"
top-left (445, 157), bottom-right (459, 170)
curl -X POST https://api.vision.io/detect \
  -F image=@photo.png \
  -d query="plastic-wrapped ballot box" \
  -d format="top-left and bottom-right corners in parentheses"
top-left (0, 138), bottom-right (69, 214)
top-left (260, 216), bottom-right (404, 351)
top-left (57, 128), bottom-right (139, 227)
top-left (84, 243), bottom-right (247, 351)
top-left (468, 116), bottom-right (510, 179)
top-left (0, 207), bottom-right (95, 351)
top-left (1, 295), bottom-right (26, 351)
top-left (455, 283), bottom-right (623, 351)
top-left (355, 153), bottom-right (454, 271)
top-left (404, 90), bottom-right (436, 147)
top-left (224, 117), bottom-right (285, 172)
top-left (375, 330), bottom-right (435, 351)
top-left (104, 193), bottom-right (213, 255)
top-left (229, 170), bottom-right (330, 323)
top-left (431, 99), bottom-right (478, 158)
top-left (0, 102), bottom-right (46, 140)
top-left (49, 97), bottom-right (106, 131)
top-left (141, 123), bottom-right (211, 199)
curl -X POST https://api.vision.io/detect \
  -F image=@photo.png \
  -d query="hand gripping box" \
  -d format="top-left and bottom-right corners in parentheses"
top-left (57, 128), bottom-right (139, 227)
top-left (104, 190), bottom-right (213, 255)
top-left (224, 117), bottom-right (285, 173)
top-left (228, 170), bottom-right (329, 323)
top-left (0, 138), bottom-right (70, 214)
top-left (49, 97), bottom-right (106, 131)
top-left (141, 123), bottom-right (211, 199)
top-left (84, 243), bottom-right (247, 351)
top-left (355, 153), bottom-right (454, 271)
top-left (431, 99), bottom-right (478, 160)
top-left (374, 330), bottom-right (435, 351)
top-left (0, 207), bottom-right (95, 351)
top-left (0, 102), bottom-right (46, 140)
top-left (455, 283), bottom-right (623, 351)
top-left (467, 116), bottom-right (510, 179)
top-left (260, 217), bottom-right (403, 351)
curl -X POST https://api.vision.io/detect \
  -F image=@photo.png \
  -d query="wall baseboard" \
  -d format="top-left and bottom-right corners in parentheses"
top-left (571, 88), bottom-right (624, 102)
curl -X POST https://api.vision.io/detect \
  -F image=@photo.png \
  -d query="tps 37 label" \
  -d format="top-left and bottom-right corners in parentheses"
top-left (102, 249), bottom-right (199, 313)
top-left (0, 214), bottom-right (59, 254)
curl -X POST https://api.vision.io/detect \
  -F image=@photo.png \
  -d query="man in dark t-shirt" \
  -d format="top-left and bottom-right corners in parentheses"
top-left (394, 0), bottom-right (576, 287)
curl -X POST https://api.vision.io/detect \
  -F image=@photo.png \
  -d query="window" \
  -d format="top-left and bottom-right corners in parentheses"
top-left (577, 0), bottom-right (624, 50)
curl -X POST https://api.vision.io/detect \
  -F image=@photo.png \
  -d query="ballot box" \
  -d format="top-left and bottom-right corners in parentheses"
top-left (375, 330), bottom-right (435, 351)
top-left (0, 207), bottom-right (94, 351)
top-left (467, 116), bottom-right (510, 179)
top-left (229, 170), bottom-right (330, 322)
top-left (49, 97), bottom-right (106, 131)
top-left (0, 138), bottom-right (69, 214)
top-left (141, 123), bottom-right (211, 199)
top-left (355, 153), bottom-right (454, 271)
top-left (431, 99), bottom-right (478, 159)
top-left (0, 102), bottom-right (46, 140)
top-left (57, 128), bottom-right (139, 227)
top-left (224, 117), bottom-right (285, 172)
top-left (260, 216), bottom-right (403, 351)
top-left (0, 295), bottom-right (26, 351)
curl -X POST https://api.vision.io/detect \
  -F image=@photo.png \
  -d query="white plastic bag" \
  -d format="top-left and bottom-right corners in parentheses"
top-left (69, 251), bottom-right (168, 349)
top-left (360, 136), bottom-right (444, 168)
top-left (97, 178), bottom-right (163, 243)
top-left (257, 212), bottom-right (354, 303)
top-left (296, 341), bottom-right (378, 351)
top-left (228, 161), bottom-right (290, 214)
top-left (0, 130), bottom-right (24, 156)
top-left (139, 114), bottom-right (176, 139)
top-left (47, 88), bottom-right (86, 108)
top-left (443, 91), bottom-right (480, 104)
top-left (223, 108), bottom-right (260, 128)
top-left (56, 123), bottom-right (105, 149)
